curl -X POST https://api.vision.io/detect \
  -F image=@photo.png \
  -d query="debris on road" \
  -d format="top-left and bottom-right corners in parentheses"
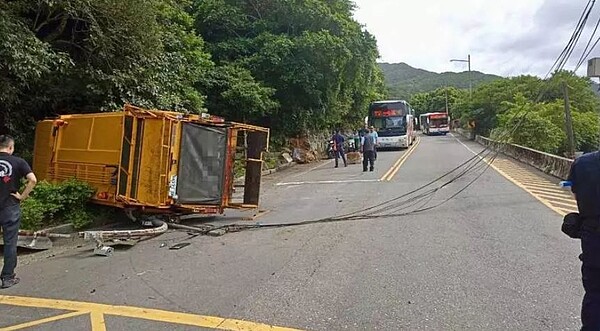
top-left (281, 152), bottom-right (294, 163)
top-left (10, 230), bottom-right (72, 250)
top-left (207, 229), bottom-right (227, 237)
top-left (93, 245), bottom-right (114, 257)
top-left (169, 242), bottom-right (191, 250)
top-left (347, 151), bottom-right (361, 164)
top-left (80, 219), bottom-right (168, 256)
top-left (292, 148), bottom-right (317, 163)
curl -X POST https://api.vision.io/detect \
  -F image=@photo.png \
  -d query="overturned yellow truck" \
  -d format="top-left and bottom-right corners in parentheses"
top-left (33, 104), bottom-right (269, 217)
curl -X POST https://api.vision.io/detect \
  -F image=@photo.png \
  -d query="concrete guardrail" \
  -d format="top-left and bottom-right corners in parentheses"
top-left (475, 135), bottom-right (573, 180)
top-left (452, 128), bottom-right (573, 179)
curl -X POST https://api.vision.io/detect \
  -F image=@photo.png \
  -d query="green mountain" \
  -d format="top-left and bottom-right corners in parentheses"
top-left (379, 62), bottom-right (502, 99)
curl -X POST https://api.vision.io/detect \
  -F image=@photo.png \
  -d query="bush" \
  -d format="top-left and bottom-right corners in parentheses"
top-left (20, 179), bottom-right (96, 230)
top-left (64, 207), bottom-right (93, 230)
top-left (20, 197), bottom-right (47, 231)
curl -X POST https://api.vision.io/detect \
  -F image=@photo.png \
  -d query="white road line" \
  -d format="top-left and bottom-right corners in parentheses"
top-left (451, 133), bottom-right (485, 159)
top-left (276, 179), bottom-right (381, 186)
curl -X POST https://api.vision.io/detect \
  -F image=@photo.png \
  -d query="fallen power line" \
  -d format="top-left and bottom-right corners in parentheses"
top-left (188, 3), bottom-right (593, 236)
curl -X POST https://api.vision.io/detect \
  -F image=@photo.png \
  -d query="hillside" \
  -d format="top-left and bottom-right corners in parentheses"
top-left (379, 62), bottom-right (502, 99)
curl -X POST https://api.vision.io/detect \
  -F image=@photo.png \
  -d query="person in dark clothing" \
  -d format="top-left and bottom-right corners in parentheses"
top-left (332, 130), bottom-right (347, 168)
top-left (0, 135), bottom-right (37, 289)
top-left (361, 128), bottom-right (376, 172)
top-left (568, 151), bottom-right (600, 330)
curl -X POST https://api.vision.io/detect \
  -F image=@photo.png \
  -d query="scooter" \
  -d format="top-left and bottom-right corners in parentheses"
top-left (326, 140), bottom-right (336, 159)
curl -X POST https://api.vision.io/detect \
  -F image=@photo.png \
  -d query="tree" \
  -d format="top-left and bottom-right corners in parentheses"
top-left (2, 0), bottom-right (214, 153)
top-left (1, 0), bottom-right (385, 153)
top-left (192, 0), bottom-right (384, 138)
top-left (410, 87), bottom-right (466, 117)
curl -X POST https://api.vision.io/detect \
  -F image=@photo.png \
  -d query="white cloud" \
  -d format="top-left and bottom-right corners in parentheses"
top-left (352, 0), bottom-right (600, 77)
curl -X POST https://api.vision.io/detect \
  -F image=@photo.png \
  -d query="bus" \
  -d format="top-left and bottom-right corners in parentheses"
top-left (419, 112), bottom-right (450, 135)
top-left (367, 100), bottom-right (416, 148)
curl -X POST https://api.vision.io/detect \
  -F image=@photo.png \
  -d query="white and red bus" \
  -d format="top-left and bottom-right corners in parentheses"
top-left (419, 112), bottom-right (450, 135)
top-left (367, 100), bottom-right (416, 148)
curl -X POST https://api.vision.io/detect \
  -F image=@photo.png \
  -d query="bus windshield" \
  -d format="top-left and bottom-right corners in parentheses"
top-left (430, 117), bottom-right (448, 127)
top-left (372, 116), bottom-right (406, 128)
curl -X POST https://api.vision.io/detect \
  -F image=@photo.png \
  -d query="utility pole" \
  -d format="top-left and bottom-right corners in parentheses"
top-left (468, 54), bottom-right (472, 98)
top-left (563, 81), bottom-right (576, 158)
top-left (445, 86), bottom-right (449, 114)
top-left (450, 54), bottom-right (472, 98)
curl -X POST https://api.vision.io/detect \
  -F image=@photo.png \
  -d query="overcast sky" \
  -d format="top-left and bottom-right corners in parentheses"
top-left (352, 0), bottom-right (598, 77)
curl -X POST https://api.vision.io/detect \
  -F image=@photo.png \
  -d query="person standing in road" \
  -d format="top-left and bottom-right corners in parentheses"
top-left (332, 129), bottom-right (347, 168)
top-left (370, 126), bottom-right (379, 160)
top-left (567, 151), bottom-right (600, 330)
top-left (361, 127), bottom-right (376, 172)
top-left (0, 135), bottom-right (37, 289)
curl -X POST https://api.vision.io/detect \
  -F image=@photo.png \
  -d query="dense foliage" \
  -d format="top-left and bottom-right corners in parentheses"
top-left (1, 0), bottom-right (384, 152)
top-left (409, 70), bottom-right (600, 156)
top-left (21, 179), bottom-right (96, 230)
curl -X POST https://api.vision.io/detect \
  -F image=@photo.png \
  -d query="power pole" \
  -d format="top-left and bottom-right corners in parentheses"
top-left (468, 54), bottom-right (472, 98)
top-left (450, 54), bottom-right (472, 99)
top-left (563, 81), bottom-right (576, 158)
top-left (445, 87), bottom-right (449, 114)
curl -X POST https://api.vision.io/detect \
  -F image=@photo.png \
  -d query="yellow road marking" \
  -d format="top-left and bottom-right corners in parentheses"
top-left (527, 186), bottom-right (573, 195)
top-left (510, 178), bottom-right (555, 185)
top-left (530, 190), bottom-right (576, 201)
top-left (1, 311), bottom-right (89, 330)
top-left (559, 207), bottom-right (579, 214)
top-left (536, 197), bottom-right (577, 207)
top-left (379, 138), bottom-right (416, 180)
top-left (381, 137), bottom-right (420, 181)
top-left (454, 137), bottom-right (568, 216)
top-left (90, 311), bottom-right (107, 331)
top-left (0, 295), bottom-right (302, 331)
top-left (519, 181), bottom-right (562, 190)
top-left (491, 164), bottom-right (567, 216)
top-left (551, 201), bottom-right (579, 209)
top-left (528, 186), bottom-right (572, 196)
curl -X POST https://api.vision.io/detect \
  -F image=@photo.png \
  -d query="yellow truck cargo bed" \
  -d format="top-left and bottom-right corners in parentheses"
top-left (33, 105), bottom-right (269, 215)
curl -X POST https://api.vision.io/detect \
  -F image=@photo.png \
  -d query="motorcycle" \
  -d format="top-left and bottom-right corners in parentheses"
top-left (326, 140), bottom-right (336, 159)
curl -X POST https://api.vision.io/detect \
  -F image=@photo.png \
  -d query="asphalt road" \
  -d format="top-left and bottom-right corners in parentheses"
top-left (0, 134), bottom-right (583, 330)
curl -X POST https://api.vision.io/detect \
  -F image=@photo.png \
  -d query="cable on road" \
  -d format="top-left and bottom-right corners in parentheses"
top-left (175, 4), bottom-right (595, 236)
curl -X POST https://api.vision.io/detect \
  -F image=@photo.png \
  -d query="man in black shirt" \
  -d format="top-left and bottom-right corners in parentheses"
top-left (0, 135), bottom-right (37, 288)
top-left (568, 151), bottom-right (600, 330)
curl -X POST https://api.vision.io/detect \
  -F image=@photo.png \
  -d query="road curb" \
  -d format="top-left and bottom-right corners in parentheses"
top-left (262, 161), bottom-right (296, 176)
top-left (42, 223), bottom-right (74, 234)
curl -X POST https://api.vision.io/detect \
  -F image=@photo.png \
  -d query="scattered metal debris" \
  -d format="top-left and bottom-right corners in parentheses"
top-left (79, 218), bottom-right (168, 256)
top-left (93, 245), bottom-right (114, 257)
top-left (11, 231), bottom-right (72, 250)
